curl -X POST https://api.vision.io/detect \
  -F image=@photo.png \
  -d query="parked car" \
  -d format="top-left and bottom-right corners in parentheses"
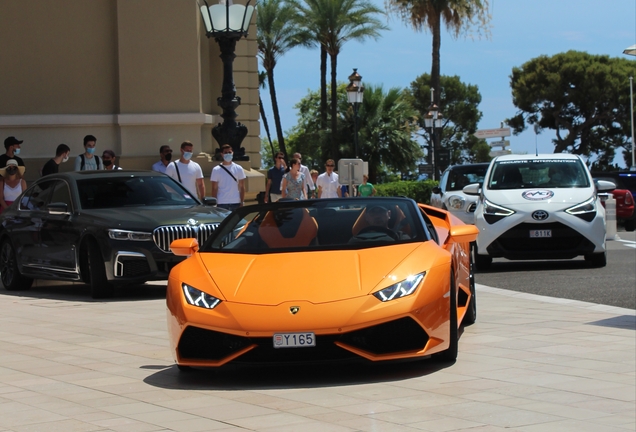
top-left (591, 172), bottom-right (636, 231)
top-left (430, 163), bottom-right (489, 224)
top-left (0, 171), bottom-right (230, 298)
top-left (166, 197), bottom-right (479, 370)
top-left (465, 154), bottom-right (615, 270)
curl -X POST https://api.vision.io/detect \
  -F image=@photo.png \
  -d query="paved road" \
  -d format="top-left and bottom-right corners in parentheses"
top-left (475, 231), bottom-right (636, 310)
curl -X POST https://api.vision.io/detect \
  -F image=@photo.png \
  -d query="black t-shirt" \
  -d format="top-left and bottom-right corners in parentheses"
top-left (41, 159), bottom-right (59, 177)
top-left (0, 154), bottom-right (25, 168)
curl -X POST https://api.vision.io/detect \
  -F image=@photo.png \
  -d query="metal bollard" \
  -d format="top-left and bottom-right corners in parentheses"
top-left (605, 194), bottom-right (619, 240)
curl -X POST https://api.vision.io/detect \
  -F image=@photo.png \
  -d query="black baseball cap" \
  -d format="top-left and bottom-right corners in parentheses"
top-left (4, 136), bottom-right (23, 149)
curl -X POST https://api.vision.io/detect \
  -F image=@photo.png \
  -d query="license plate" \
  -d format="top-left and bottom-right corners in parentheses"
top-left (530, 229), bottom-right (552, 238)
top-left (273, 332), bottom-right (315, 349)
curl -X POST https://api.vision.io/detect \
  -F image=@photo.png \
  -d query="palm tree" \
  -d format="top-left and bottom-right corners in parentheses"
top-left (387, 0), bottom-right (490, 177)
top-left (257, 0), bottom-right (306, 160)
top-left (294, 0), bottom-right (386, 160)
top-left (258, 71), bottom-right (277, 162)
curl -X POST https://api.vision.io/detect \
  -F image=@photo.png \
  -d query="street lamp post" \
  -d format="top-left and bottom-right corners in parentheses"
top-left (622, 44), bottom-right (636, 171)
top-left (346, 69), bottom-right (364, 159)
top-left (200, 0), bottom-right (255, 160)
top-left (424, 88), bottom-right (443, 180)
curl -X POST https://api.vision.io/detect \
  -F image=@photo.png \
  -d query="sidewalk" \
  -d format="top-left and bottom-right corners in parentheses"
top-left (0, 284), bottom-right (633, 432)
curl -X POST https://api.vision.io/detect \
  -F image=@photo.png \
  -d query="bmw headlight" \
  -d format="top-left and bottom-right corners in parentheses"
top-left (447, 195), bottom-right (466, 210)
top-left (182, 283), bottom-right (222, 309)
top-left (108, 229), bottom-right (152, 241)
top-left (565, 197), bottom-right (596, 222)
top-left (373, 273), bottom-right (425, 302)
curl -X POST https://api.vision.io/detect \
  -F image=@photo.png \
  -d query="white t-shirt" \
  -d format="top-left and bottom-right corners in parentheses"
top-left (152, 160), bottom-right (168, 174)
top-left (300, 164), bottom-right (315, 191)
top-left (165, 160), bottom-right (203, 198)
top-left (316, 172), bottom-right (340, 198)
top-left (210, 162), bottom-right (246, 204)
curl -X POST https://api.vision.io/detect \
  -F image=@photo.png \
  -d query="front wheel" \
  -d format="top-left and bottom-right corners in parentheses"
top-left (434, 272), bottom-right (458, 362)
top-left (464, 251), bottom-right (477, 326)
top-left (474, 245), bottom-right (492, 271)
top-left (86, 240), bottom-right (114, 299)
top-left (0, 240), bottom-right (33, 291)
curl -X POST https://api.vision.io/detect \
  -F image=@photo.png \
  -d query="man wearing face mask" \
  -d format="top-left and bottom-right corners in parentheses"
top-left (151, 145), bottom-right (173, 174)
top-left (0, 136), bottom-right (26, 169)
top-left (74, 135), bottom-right (103, 170)
top-left (165, 141), bottom-right (205, 199)
top-left (210, 144), bottom-right (245, 211)
top-left (41, 144), bottom-right (71, 177)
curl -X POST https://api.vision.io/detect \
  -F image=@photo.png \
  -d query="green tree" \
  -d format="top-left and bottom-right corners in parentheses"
top-left (507, 51), bottom-right (635, 169)
top-left (258, 72), bottom-right (277, 163)
top-left (257, 0), bottom-right (306, 161)
top-left (294, 0), bottom-right (386, 160)
top-left (387, 0), bottom-right (490, 177)
top-left (405, 73), bottom-right (489, 166)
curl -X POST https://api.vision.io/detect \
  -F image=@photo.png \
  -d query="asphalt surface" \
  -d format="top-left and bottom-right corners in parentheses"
top-left (475, 230), bottom-right (636, 310)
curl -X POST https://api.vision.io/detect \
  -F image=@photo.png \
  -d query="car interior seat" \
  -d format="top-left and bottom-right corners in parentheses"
top-left (258, 208), bottom-right (318, 248)
top-left (351, 205), bottom-right (408, 236)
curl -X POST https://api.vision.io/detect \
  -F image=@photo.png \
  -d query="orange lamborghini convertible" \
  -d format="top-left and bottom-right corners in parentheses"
top-left (166, 197), bottom-right (479, 370)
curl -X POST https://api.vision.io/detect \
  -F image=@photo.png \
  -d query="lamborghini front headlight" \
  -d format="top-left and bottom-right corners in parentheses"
top-left (182, 283), bottom-right (222, 309)
top-left (373, 272), bottom-right (426, 302)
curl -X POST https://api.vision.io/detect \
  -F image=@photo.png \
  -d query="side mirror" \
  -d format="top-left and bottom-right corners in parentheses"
top-left (170, 238), bottom-right (199, 256)
top-left (47, 202), bottom-right (69, 215)
top-left (463, 183), bottom-right (480, 196)
top-left (432, 186), bottom-right (441, 195)
top-left (202, 197), bottom-right (217, 206)
top-left (448, 224), bottom-right (479, 244)
top-left (595, 180), bottom-right (616, 192)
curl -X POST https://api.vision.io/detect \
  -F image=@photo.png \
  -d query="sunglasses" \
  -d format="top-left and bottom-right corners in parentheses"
top-left (276, 156), bottom-right (284, 159)
top-left (326, 164), bottom-right (335, 167)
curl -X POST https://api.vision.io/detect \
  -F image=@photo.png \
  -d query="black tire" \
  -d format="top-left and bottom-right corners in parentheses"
top-left (434, 272), bottom-right (458, 362)
top-left (585, 251), bottom-right (607, 268)
top-left (177, 364), bottom-right (192, 372)
top-left (464, 252), bottom-right (477, 326)
top-left (0, 240), bottom-right (33, 291)
top-left (625, 218), bottom-right (635, 232)
top-left (86, 240), bottom-right (114, 299)
top-left (474, 245), bottom-right (492, 271)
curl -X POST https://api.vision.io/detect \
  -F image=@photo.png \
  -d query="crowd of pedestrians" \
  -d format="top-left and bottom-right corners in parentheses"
top-left (1, 134), bottom-right (375, 211)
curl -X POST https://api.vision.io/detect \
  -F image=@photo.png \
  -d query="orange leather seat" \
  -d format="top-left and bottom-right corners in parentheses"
top-left (258, 208), bottom-right (318, 248)
top-left (352, 205), bottom-right (407, 236)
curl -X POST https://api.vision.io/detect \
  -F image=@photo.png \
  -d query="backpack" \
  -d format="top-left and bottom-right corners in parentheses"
top-left (79, 154), bottom-right (101, 170)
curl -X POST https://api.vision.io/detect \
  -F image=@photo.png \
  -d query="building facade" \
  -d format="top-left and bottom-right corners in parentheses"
top-left (0, 0), bottom-right (262, 191)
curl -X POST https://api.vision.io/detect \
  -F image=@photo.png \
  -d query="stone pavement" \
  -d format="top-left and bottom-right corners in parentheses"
top-left (0, 283), bottom-right (633, 432)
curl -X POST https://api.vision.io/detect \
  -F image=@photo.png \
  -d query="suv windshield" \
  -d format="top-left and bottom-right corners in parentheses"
top-left (77, 175), bottom-right (199, 209)
top-left (446, 164), bottom-right (489, 191)
top-left (203, 198), bottom-right (427, 253)
top-left (488, 159), bottom-right (590, 190)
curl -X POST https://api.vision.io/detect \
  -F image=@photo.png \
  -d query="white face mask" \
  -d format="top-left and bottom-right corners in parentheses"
top-left (62, 155), bottom-right (69, 163)
top-left (223, 153), bottom-right (233, 162)
top-left (183, 151), bottom-right (193, 160)
top-left (13, 148), bottom-right (20, 155)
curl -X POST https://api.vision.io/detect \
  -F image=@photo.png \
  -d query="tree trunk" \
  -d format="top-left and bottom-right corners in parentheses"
top-left (431, 12), bottom-right (442, 180)
top-left (259, 95), bottom-right (276, 162)
top-left (320, 46), bottom-right (328, 132)
top-left (330, 52), bottom-right (338, 160)
top-left (267, 67), bottom-right (288, 160)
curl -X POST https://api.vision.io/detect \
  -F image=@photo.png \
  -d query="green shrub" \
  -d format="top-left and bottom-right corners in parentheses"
top-left (375, 180), bottom-right (439, 204)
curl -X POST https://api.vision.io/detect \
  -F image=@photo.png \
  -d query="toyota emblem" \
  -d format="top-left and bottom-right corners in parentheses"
top-left (532, 210), bottom-right (549, 221)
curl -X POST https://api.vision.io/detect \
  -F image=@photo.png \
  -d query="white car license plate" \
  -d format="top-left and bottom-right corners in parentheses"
top-left (530, 229), bottom-right (552, 238)
top-left (273, 332), bottom-right (315, 349)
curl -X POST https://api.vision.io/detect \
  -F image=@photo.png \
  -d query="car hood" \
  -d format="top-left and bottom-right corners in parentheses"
top-left (199, 242), bottom-right (443, 305)
top-left (484, 188), bottom-right (595, 209)
top-left (81, 206), bottom-right (229, 230)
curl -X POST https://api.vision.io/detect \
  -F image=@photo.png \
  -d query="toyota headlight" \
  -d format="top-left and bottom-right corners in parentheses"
top-left (565, 197), bottom-right (597, 222)
top-left (182, 283), bottom-right (222, 309)
top-left (447, 195), bottom-right (466, 210)
top-left (108, 229), bottom-right (152, 241)
top-left (483, 199), bottom-right (515, 217)
top-left (373, 273), bottom-right (425, 302)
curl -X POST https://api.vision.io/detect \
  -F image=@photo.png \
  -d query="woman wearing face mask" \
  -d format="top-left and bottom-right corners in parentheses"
top-left (0, 160), bottom-right (27, 213)
top-left (41, 143), bottom-right (71, 177)
top-left (102, 150), bottom-right (122, 170)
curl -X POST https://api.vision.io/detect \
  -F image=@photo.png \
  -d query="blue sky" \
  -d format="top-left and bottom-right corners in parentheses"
top-left (258, 0), bottom-right (636, 167)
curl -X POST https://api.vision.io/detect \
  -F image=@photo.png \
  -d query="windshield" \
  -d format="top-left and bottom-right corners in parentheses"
top-left (203, 198), bottom-right (427, 253)
top-left (488, 159), bottom-right (590, 190)
top-left (77, 175), bottom-right (199, 209)
top-left (446, 165), bottom-right (489, 191)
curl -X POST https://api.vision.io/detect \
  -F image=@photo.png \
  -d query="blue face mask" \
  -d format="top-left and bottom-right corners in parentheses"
top-left (183, 152), bottom-right (193, 160)
top-left (13, 148), bottom-right (20, 155)
top-left (86, 147), bottom-right (95, 155)
top-left (223, 153), bottom-right (233, 162)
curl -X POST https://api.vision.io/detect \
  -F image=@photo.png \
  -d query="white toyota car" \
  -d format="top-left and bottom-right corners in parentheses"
top-left (464, 154), bottom-right (615, 270)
